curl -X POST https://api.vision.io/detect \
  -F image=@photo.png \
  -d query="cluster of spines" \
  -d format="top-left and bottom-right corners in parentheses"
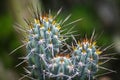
top-left (25, 14), bottom-right (64, 79)
top-left (40, 39), bottom-right (102, 80)
top-left (25, 13), bottom-right (102, 80)
top-left (13, 9), bottom-right (115, 80)
top-left (71, 39), bottom-right (102, 79)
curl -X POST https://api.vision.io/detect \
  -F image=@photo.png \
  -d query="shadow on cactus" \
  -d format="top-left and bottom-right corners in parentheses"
top-left (10, 7), bottom-right (116, 80)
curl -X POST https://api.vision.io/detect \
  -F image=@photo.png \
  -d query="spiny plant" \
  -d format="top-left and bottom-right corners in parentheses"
top-left (10, 7), bottom-right (116, 80)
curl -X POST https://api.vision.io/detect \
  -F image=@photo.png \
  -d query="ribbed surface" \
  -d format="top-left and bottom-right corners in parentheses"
top-left (25, 14), bottom-right (101, 80)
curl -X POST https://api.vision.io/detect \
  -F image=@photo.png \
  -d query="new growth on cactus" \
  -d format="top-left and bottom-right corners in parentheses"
top-left (11, 7), bottom-right (116, 80)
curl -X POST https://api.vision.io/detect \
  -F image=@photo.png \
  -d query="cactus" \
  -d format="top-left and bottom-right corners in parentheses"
top-left (71, 38), bottom-right (101, 80)
top-left (12, 8), bottom-right (116, 80)
top-left (25, 13), bottom-right (63, 80)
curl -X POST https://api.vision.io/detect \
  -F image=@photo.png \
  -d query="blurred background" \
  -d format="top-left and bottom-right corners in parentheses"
top-left (0, 0), bottom-right (120, 80)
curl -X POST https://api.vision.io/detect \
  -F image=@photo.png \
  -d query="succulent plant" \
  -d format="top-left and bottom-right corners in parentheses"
top-left (11, 7), bottom-right (116, 80)
top-left (71, 39), bottom-right (101, 80)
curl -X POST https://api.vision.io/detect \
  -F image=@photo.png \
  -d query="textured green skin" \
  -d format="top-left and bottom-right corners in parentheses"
top-left (25, 17), bottom-right (99, 80)
top-left (71, 41), bottom-right (98, 80)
